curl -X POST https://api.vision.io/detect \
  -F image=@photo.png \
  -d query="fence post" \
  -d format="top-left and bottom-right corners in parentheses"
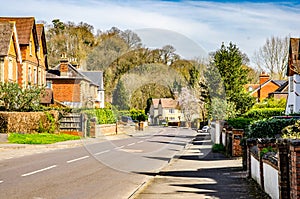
top-left (277, 139), bottom-right (290, 199)
top-left (289, 140), bottom-right (300, 199)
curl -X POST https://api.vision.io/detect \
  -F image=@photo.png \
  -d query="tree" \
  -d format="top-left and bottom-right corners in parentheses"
top-left (0, 82), bottom-right (44, 112)
top-left (254, 36), bottom-right (289, 80)
top-left (112, 80), bottom-right (130, 110)
top-left (210, 42), bottom-right (255, 115)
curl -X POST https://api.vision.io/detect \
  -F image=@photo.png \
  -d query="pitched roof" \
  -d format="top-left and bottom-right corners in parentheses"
top-left (0, 22), bottom-right (14, 56)
top-left (160, 98), bottom-right (178, 108)
top-left (81, 71), bottom-right (104, 90)
top-left (0, 17), bottom-right (36, 45)
top-left (272, 80), bottom-right (287, 87)
top-left (36, 24), bottom-right (47, 54)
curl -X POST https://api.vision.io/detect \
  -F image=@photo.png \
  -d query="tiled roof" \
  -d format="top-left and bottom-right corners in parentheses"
top-left (81, 71), bottom-right (104, 89)
top-left (160, 98), bottom-right (178, 108)
top-left (0, 22), bottom-right (13, 56)
top-left (273, 80), bottom-right (287, 87)
top-left (0, 17), bottom-right (35, 45)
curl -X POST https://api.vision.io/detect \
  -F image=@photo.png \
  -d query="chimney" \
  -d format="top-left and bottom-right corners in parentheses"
top-left (259, 72), bottom-right (270, 85)
top-left (60, 53), bottom-right (68, 76)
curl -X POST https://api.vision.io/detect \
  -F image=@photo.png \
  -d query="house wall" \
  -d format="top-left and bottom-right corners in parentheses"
top-left (286, 74), bottom-right (300, 114)
top-left (253, 82), bottom-right (279, 101)
top-left (52, 79), bottom-right (81, 104)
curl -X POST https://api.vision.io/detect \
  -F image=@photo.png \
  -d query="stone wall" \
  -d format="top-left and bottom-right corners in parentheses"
top-left (0, 111), bottom-right (59, 134)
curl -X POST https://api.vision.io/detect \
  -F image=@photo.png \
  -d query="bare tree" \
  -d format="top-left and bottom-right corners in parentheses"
top-left (253, 36), bottom-right (289, 80)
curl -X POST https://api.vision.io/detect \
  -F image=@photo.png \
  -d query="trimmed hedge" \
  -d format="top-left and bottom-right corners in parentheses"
top-left (227, 117), bottom-right (254, 130)
top-left (243, 108), bottom-right (285, 120)
top-left (247, 118), bottom-right (297, 138)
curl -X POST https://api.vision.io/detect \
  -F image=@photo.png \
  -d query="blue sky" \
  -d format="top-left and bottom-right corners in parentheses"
top-left (1, 0), bottom-right (300, 66)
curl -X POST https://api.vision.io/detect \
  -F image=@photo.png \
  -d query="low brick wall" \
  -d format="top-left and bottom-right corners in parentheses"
top-left (90, 123), bottom-right (136, 137)
top-left (0, 111), bottom-right (59, 134)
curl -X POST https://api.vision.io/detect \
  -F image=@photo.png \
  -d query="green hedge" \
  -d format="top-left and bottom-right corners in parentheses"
top-left (227, 117), bottom-right (254, 130)
top-left (247, 118), bottom-right (297, 138)
top-left (243, 108), bottom-right (285, 120)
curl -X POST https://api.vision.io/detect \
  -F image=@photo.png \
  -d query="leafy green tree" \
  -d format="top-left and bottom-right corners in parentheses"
top-left (112, 80), bottom-right (130, 110)
top-left (210, 42), bottom-right (255, 115)
top-left (0, 82), bottom-right (44, 111)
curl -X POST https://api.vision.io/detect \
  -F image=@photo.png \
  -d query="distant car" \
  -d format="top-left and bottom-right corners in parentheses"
top-left (198, 126), bottom-right (210, 133)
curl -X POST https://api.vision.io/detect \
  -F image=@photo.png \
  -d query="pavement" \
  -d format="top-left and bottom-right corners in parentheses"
top-left (132, 133), bottom-right (271, 199)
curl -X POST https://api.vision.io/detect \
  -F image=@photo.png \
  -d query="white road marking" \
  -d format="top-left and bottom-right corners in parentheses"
top-left (67, 156), bottom-right (90, 163)
top-left (137, 140), bottom-right (144, 143)
top-left (94, 150), bottom-right (110, 155)
top-left (0, 180), bottom-right (3, 184)
top-left (127, 143), bottom-right (135, 146)
top-left (21, 165), bottom-right (57, 177)
top-left (115, 145), bottom-right (124, 150)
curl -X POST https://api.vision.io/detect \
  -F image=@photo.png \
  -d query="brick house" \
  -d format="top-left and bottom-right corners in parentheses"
top-left (46, 56), bottom-right (104, 108)
top-left (0, 21), bottom-right (22, 83)
top-left (0, 17), bottom-right (48, 87)
top-left (245, 72), bottom-right (287, 102)
top-left (286, 38), bottom-right (300, 114)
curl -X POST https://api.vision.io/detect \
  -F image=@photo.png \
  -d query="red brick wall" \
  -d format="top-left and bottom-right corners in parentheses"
top-left (252, 82), bottom-right (279, 101)
top-left (52, 79), bottom-right (81, 102)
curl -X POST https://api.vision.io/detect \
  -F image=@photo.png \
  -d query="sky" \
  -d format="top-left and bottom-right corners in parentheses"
top-left (1, 0), bottom-right (300, 66)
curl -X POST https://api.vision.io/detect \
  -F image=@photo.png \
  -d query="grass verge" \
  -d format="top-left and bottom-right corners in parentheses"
top-left (8, 133), bottom-right (81, 144)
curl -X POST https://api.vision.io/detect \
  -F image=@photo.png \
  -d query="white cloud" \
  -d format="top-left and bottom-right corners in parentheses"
top-left (1, 0), bottom-right (300, 66)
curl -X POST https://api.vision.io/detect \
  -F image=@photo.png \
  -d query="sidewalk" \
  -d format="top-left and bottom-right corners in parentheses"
top-left (133, 133), bottom-right (270, 199)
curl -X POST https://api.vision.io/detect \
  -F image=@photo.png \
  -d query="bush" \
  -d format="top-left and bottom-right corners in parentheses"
top-left (247, 118), bottom-right (297, 138)
top-left (282, 120), bottom-right (300, 139)
top-left (212, 144), bottom-right (225, 153)
top-left (227, 117), bottom-right (254, 130)
top-left (94, 108), bottom-right (116, 124)
top-left (243, 108), bottom-right (285, 120)
top-left (130, 109), bottom-right (148, 121)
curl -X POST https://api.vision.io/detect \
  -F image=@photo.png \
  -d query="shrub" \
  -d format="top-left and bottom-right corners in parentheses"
top-left (130, 109), bottom-right (148, 121)
top-left (227, 117), bottom-right (254, 130)
top-left (243, 108), bottom-right (285, 120)
top-left (247, 118), bottom-right (297, 138)
top-left (212, 144), bottom-right (225, 153)
top-left (282, 120), bottom-right (300, 139)
top-left (94, 108), bottom-right (116, 124)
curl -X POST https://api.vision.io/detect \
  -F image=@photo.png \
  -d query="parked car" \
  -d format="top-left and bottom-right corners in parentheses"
top-left (198, 125), bottom-right (210, 133)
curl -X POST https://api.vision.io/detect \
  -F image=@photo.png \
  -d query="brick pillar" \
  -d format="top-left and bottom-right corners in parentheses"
top-left (232, 129), bottom-right (244, 157)
top-left (246, 139), bottom-right (257, 178)
top-left (277, 139), bottom-right (290, 199)
top-left (89, 121), bottom-right (96, 138)
top-left (289, 140), bottom-right (300, 199)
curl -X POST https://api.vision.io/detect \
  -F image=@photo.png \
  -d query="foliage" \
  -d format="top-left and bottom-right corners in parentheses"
top-left (129, 109), bottom-right (148, 121)
top-left (227, 117), bottom-right (254, 130)
top-left (0, 82), bottom-right (44, 112)
top-left (8, 133), bottom-right (80, 144)
top-left (243, 108), bottom-right (285, 120)
top-left (247, 118), bottom-right (297, 138)
top-left (253, 36), bottom-right (289, 79)
top-left (37, 111), bottom-right (58, 134)
top-left (46, 19), bottom-right (96, 67)
top-left (282, 120), bottom-right (300, 139)
top-left (252, 98), bottom-right (286, 109)
top-left (94, 108), bottom-right (116, 124)
top-left (209, 42), bottom-right (255, 115)
top-left (212, 144), bottom-right (225, 153)
top-left (112, 80), bottom-right (130, 110)
top-left (207, 98), bottom-right (237, 120)
top-left (260, 146), bottom-right (277, 158)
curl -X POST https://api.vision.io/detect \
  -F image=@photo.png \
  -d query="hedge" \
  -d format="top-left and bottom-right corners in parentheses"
top-left (243, 108), bottom-right (285, 120)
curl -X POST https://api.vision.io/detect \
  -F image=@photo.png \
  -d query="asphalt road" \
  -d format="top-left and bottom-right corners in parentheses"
top-left (0, 127), bottom-right (196, 199)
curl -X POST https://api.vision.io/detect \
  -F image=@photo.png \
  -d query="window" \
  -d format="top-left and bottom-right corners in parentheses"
top-left (34, 68), bottom-right (37, 84)
top-left (46, 81), bottom-right (52, 88)
top-left (29, 40), bottom-right (32, 56)
top-left (28, 67), bottom-right (31, 83)
top-left (8, 58), bottom-right (13, 80)
top-left (169, 109), bottom-right (175, 113)
top-left (290, 76), bottom-right (294, 92)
